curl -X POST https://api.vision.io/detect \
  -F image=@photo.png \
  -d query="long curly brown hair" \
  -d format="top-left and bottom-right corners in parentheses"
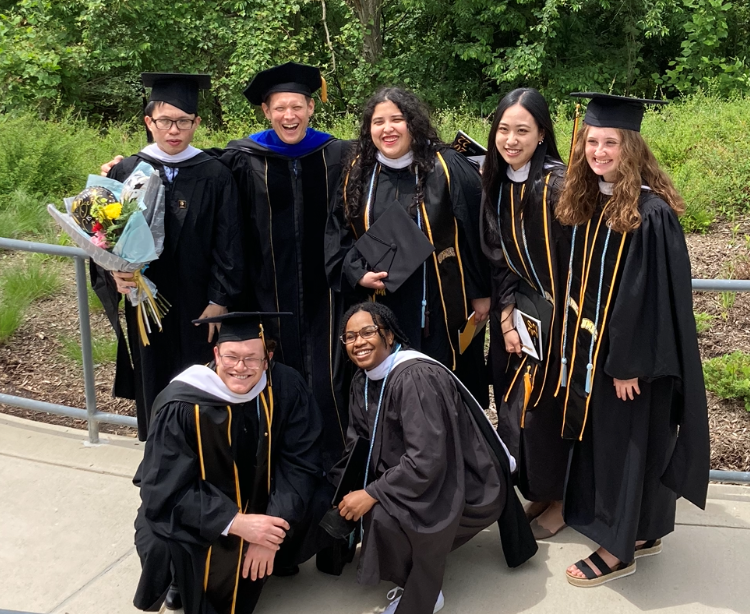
top-left (556, 123), bottom-right (685, 232)
top-left (343, 87), bottom-right (444, 223)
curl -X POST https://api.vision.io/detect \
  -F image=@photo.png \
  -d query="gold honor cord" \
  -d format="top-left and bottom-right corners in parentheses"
top-left (504, 355), bottom-right (528, 403)
top-left (260, 390), bottom-right (274, 492)
top-left (131, 269), bottom-right (170, 346)
top-left (534, 174), bottom-right (556, 407)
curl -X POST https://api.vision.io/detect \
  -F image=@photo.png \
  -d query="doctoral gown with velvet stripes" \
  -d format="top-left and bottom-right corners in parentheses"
top-left (132, 361), bottom-right (330, 614)
top-left (558, 193), bottom-right (710, 563)
top-left (325, 148), bottom-right (491, 406)
top-left (331, 356), bottom-right (536, 614)
top-left (479, 162), bottom-right (572, 502)
top-left (214, 138), bottom-right (352, 471)
top-left (90, 152), bottom-right (244, 441)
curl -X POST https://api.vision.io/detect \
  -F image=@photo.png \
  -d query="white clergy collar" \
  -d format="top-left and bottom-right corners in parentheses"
top-left (363, 348), bottom-right (517, 471)
top-left (141, 143), bottom-right (202, 164)
top-left (599, 180), bottom-right (652, 195)
top-left (506, 161), bottom-right (531, 182)
top-left (376, 150), bottom-right (414, 170)
top-left (172, 365), bottom-right (267, 404)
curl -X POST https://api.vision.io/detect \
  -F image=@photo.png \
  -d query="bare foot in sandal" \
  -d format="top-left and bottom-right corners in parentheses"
top-left (566, 546), bottom-right (636, 587)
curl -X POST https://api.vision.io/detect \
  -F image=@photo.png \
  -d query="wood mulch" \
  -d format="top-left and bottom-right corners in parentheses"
top-left (1, 218), bottom-right (749, 470)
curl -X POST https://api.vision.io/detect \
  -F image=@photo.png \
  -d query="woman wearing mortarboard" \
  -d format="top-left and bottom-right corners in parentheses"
top-left (324, 88), bottom-right (492, 406)
top-left (555, 93), bottom-right (710, 586)
top-left (479, 88), bottom-right (572, 539)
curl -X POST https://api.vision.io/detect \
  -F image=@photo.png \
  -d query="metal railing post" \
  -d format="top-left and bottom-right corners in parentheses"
top-left (74, 255), bottom-right (99, 444)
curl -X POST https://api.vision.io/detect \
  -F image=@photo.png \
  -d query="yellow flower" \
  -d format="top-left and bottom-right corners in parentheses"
top-left (102, 202), bottom-right (123, 220)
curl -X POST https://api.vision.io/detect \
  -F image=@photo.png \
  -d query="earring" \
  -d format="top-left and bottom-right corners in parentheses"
top-left (538, 139), bottom-right (544, 145)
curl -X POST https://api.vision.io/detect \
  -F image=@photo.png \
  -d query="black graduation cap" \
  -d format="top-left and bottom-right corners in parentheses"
top-left (191, 312), bottom-right (292, 344)
top-left (243, 62), bottom-right (326, 105)
top-left (355, 202), bottom-right (435, 293)
top-left (570, 92), bottom-right (668, 132)
top-left (141, 72), bottom-right (212, 115)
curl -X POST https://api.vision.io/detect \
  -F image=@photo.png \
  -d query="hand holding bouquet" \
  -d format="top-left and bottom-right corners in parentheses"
top-left (48, 162), bottom-right (167, 346)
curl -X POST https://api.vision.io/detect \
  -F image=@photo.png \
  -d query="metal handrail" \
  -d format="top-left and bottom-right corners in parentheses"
top-left (0, 237), bottom-right (137, 443)
top-left (0, 236), bottom-right (748, 482)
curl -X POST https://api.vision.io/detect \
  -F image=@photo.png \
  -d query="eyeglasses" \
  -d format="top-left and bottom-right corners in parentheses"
top-left (218, 355), bottom-right (266, 369)
top-left (150, 117), bottom-right (196, 130)
top-left (340, 325), bottom-right (382, 345)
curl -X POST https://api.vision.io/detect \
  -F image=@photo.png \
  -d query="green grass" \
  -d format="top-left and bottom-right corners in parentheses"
top-left (0, 301), bottom-right (23, 344)
top-left (59, 332), bottom-right (118, 366)
top-left (695, 311), bottom-right (715, 334)
top-left (2, 94), bottom-right (750, 245)
top-left (703, 351), bottom-right (750, 411)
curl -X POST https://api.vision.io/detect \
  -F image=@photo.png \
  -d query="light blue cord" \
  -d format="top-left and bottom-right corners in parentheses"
top-left (361, 343), bottom-right (402, 540)
top-left (559, 225), bottom-right (578, 387)
top-left (585, 227), bottom-right (612, 394)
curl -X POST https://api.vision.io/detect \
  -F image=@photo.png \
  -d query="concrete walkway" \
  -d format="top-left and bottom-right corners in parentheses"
top-left (1, 411), bottom-right (748, 614)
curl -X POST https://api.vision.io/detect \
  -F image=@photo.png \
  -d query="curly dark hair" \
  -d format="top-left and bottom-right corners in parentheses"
top-left (343, 87), bottom-right (444, 223)
top-left (341, 302), bottom-right (411, 349)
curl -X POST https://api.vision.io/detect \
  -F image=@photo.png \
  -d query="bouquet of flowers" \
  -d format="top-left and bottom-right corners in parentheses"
top-left (48, 162), bottom-right (167, 346)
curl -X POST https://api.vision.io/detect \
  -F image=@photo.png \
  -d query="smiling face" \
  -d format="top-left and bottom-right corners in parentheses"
top-left (370, 100), bottom-right (413, 160)
top-left (584, 126), bottom-right (622, 182)
top-left (261, 92), bottom-right (315, 145)
top-left (214, 338), bottom-right (267, 394)
top-left (344, 310), bottom-right (394, 371)
top-left (144, 102), bottom-right (200, 155)
top-left (494, 103), bottom-right (543, 171)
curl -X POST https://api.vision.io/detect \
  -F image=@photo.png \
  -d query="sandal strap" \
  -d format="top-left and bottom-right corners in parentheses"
top-left (588, 551), bottom-right (613, 575)
top-left (573, 559), bottom-right (600, 580)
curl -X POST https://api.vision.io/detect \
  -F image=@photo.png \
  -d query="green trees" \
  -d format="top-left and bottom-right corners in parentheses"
top-left (1, 0), bottom-right (748, 124)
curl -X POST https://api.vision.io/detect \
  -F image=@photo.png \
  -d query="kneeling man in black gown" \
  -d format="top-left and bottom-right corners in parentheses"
top-left (331, 302), bottom-right (537, 614)
top-left (133, 312), bottom-right (333, 614)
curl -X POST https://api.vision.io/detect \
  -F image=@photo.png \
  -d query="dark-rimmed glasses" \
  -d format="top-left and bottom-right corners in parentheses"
top-left (340, 325), bottom-right (382, 345)
top-left (218, 355), bottom-right (266, 369)
top-left (150, 117), bottom-right (196, 130)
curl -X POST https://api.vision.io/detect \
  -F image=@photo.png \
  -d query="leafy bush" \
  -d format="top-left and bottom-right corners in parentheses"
top-left (703, 351), bottom-right (750, 411)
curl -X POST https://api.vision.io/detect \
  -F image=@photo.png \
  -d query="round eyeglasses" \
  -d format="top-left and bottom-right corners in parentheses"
top-left (340, 325), bottom-right (382, 345)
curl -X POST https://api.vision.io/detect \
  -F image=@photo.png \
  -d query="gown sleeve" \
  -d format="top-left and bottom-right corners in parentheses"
top-left (324, 173), bottom-right (368, 292)
top-left (365, 364), bottom-right (463, 531)
top-left (445, 150), bottom-right (491, 301)
top-left (207, 168), bottom-right (244, 308)
top-left (604, 196), bottom-right (709, 509)
top-left (265, 369), bottom-right (326, 525)
top-left (327, 372), bottom-right (369, 486)
top-left (138, 401), bottom-right (240, 547)
top-left (479, 190), bottom-right (521, 312)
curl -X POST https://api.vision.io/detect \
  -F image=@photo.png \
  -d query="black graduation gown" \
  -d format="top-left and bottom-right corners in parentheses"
top-left (214, 138), bottom-right (352, 471)
top-left (480, 164), bottom-right (572, 501)
top-left (90, 152), bottom-right (243, 441)
top-left (325, 149), bottom-right (491, 406)
top-left (133, 361), bottom-right (331, 614)
top-left (334, 356), bottom-right (536, 614)
top-left (558, 193), bottom-right (710, 563)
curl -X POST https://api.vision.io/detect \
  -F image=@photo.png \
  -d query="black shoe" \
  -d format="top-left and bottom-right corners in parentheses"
top-left (164, 582), bottom-right (182, 611)
top-left (272, 564), bottom-right (300, 577)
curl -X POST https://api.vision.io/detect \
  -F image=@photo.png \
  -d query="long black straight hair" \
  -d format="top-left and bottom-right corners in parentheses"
top-left (481, 88), bottom-right (562, 219)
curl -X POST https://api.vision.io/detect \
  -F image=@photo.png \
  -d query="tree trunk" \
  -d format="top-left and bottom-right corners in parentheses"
top-left (346, 0), bottom-right (383, 64)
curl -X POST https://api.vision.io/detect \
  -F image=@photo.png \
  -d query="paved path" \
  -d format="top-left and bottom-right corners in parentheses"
top-left (1, 412), bottom-right (748, 614)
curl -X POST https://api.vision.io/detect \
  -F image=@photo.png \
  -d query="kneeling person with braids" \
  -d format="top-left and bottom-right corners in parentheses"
top-left (133, 312), bottom-right (336, 614)
top-left (331, 302), bottom-right (537, 614)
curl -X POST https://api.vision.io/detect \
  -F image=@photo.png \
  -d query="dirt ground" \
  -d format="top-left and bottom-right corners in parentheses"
top-left (1, 218), bottom-right (749, 470)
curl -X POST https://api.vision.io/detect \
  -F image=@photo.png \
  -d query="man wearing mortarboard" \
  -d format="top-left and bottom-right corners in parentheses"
top-left (91, 73), bottom-right (244, 441)
top-left (212, 62), bottom-right (352, 475)
top-left (132, 312), bottom-right (334, 613)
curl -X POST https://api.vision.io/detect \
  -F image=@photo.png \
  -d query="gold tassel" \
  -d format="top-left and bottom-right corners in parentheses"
top-left (131, 269), bottom-right (169, 346)
top-left (520, 365), bottom-right (533, 428)
top-left (568, 103), bottom-right (582, 165)
top-left (320, 77), bottom-right (328, 103)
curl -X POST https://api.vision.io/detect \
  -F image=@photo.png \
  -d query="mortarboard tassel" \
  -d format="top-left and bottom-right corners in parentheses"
top-left (320, 76), bottom-right (328, 103)
top-left (568, 103), bottom-right (581, 164)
